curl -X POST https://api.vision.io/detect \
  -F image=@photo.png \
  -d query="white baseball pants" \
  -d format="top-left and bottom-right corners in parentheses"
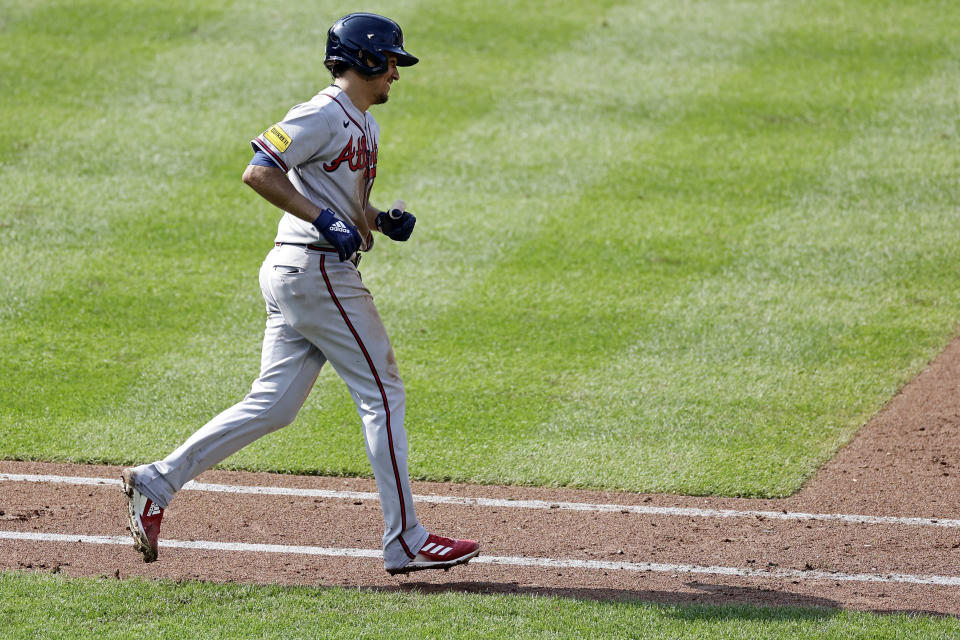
top-left (131, 243), bottom-right (428, 570)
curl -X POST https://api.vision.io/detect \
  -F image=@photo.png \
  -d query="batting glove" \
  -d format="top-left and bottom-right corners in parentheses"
top-left (312, 208), bottom-right (362, 262)
top-left (376, 208), bottom-right (416, 242)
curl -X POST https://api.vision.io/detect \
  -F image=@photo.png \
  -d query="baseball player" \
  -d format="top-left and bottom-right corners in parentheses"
top-left (121, 12), bottom-right (479, 575)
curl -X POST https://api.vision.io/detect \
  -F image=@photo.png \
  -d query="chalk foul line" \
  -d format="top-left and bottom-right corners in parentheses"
top-left (2, 529), bottom-right (959, 587)
top-left (2, 472), bottom-right (959, 529)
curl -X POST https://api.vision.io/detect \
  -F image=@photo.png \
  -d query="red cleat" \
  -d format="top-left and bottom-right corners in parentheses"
top-left (121, 468), bottom-right (163, 563)
top-left (388, 533), bottom-right (480, 575)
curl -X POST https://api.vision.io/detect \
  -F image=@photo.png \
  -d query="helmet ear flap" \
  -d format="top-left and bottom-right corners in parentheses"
top-left (359, 48), bottom-right (388, 75)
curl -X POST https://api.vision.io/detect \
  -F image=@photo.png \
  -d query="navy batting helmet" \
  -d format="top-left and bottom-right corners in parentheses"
top-left (325, 13), bottom-right (418, 76)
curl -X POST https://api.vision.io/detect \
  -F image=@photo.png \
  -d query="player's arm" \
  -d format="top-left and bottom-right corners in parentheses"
top-left (364, 202), bottom-right (382, 230)
top-left (242, 164), bottom-right (325, 225)
top-left (246, 114), bottom-right (350, 225)
top-left (242, 158), bottom-right (361, 261)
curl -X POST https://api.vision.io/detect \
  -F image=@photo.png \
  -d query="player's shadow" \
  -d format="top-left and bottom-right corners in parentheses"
top-left (377, 580), bottom-right (950, 618)
top-left (387, 580), bottom-right (837, 613)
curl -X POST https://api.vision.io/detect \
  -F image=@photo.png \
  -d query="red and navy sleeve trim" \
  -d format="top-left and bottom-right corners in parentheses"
top-left (248, 148), bottom-right (281, 169)
top-left (251, 138), bottom-right (289, 173)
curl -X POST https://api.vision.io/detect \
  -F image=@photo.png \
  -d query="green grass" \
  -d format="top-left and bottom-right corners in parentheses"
top-left (3, 572), bottom-right (960, 640)
top-left (2, 1), bottom-right (959, 495)
top-left (3, 1), bottom-right (960, 636)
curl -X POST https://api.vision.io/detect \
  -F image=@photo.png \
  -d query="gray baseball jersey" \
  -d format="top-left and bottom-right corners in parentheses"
top-left (252, 85), bottom-right (380, 251)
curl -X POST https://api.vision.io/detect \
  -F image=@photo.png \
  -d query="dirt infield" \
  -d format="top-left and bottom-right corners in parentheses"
top-left (3, 338), bottom-right (960, 615)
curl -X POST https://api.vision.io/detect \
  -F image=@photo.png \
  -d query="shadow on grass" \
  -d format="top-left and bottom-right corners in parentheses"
top-left (382, 579), bottom-right (951, 619)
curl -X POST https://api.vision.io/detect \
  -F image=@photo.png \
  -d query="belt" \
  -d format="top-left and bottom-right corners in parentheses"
top-left (276, 241), bottom-right (334, 252)
top-left (275, 242), bottom-right (361, 267)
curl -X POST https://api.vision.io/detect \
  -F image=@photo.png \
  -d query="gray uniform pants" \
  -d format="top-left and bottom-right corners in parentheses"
top-left (131, 244), bottom-right (428, 570)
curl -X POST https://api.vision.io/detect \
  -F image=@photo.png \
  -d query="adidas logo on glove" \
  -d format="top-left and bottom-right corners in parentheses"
top-left (329, 220), bottom-right (352, 234)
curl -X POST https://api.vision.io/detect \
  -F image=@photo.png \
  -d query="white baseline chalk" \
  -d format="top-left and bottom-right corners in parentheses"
top-left (2, 472), bottom-right (959, 529)
top-left (2, 530), bottom-right (959, 587)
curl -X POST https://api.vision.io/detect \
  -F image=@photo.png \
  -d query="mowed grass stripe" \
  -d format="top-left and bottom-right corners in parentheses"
top-left (382, 1), bottom-right (960, 494)
top-left (392, 0), bottom-right (796, 488)
top-left (0, 1), bottom-right (254, 422)
top-left (521, 54), bottom-right (960, 496)
top-left (472, 4), bottom-right (960, 495)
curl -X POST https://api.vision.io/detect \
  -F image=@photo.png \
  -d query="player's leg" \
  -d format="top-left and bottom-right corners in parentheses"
top-left (276, 251), bottom-right (477, 572)
top-left (319, 274), bottom-right (480, 574)
top-left (271, 252), bottom-right (431, 569)
top-left (122, 253), bottom-right (326, 560)
top-left (129, 316), bottom-right (325, 507)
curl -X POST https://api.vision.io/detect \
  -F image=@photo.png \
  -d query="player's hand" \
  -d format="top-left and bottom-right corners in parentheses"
top-left (312, 208), bottom-right (362, 261)
top-left (376, 208), bottom-right (416, 242)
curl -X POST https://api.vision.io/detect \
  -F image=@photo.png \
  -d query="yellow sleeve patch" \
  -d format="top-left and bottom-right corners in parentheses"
top-left (263, 124), bottom-right (292, 152)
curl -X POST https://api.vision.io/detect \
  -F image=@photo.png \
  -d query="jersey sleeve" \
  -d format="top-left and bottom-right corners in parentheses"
top-left (248, 148), bottom-right (281, 168)
top-left (251, 102), bottom-right (336, 173)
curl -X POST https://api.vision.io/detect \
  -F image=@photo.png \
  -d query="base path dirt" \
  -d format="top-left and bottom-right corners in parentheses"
top-left (3, 339), bottom-right (960, 615)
